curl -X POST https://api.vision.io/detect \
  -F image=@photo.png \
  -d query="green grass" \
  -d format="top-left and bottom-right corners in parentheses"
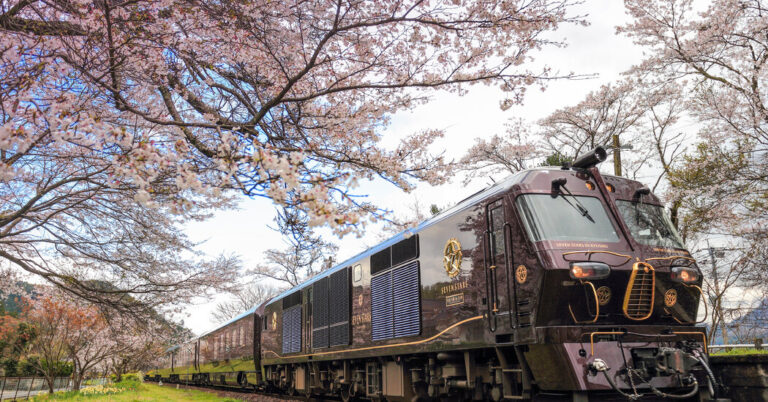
top-left (30, 380), bottom-right (240, 401)
top-left (711, 348), bottom-right (768, 356)
top-left (148, 358), bottom-right (256, 377)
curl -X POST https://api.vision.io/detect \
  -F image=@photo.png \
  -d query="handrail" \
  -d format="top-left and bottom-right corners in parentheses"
top-left (568, 280), bottom-right (599, 324)
top-left (503, 222), bottom-right (517, 329)
top-left (482, 230), bottom-right (497, 333)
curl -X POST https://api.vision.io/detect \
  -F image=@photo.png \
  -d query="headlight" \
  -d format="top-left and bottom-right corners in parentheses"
top-left (569, 262), bottom-right (611, 280)
top-left (670, 266), bottom-right (700, 283)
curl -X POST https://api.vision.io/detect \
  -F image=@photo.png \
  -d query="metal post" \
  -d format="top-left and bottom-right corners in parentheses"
top-left (26, 377), bottom-right (34, 399)
top-left (756, 338), bottom-right (763, 350)
top-left (1, 376), bottom-right (6, 399)
top-left (12, 377), bottom-right (20, 401)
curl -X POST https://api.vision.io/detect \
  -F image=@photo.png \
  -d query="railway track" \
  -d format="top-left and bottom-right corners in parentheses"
top-left (154, 380), bottom-right (340, 401)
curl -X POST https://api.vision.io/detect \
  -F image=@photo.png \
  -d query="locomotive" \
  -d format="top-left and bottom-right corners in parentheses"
top-left (149, 147), bottom-right (720, 401)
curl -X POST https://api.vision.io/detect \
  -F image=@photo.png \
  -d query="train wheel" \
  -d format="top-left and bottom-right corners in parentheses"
top-left (340, 384), bottom-right (354, 402)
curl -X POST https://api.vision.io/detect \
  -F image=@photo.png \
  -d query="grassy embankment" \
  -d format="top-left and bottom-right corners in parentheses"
top-left (30, 379), bottom-right (240, 401)
top-left (148, 358), bottom-right (256, 377)
top-left (710, 348), bottom-right (768, 356)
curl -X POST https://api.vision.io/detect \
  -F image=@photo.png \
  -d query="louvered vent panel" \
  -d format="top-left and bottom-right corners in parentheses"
top-left (371, 273), bottom-right (393, 341)
top-left (312, 327), bottom-right (328, 349)
top-left (313, 277), bottom-right (329, 328)
top-left (282, 310), bottom-right (290, 353)
top-left (312, 277), bottom-right (329, 348)
top-left (290, 307), bottom-right (301, 353)
top-left (329, 268), bottom-right (350, 347)
top-left (281, 306), bottom-right (301, 354)
top-left (393, 261), bottom-right (421, 337)
top-left (329, 269), bottom-right (349, 325)
top-left (329, 323), bottom-right (349, 346)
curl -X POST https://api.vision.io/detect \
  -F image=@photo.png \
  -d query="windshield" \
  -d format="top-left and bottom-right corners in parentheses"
top-left (616, 200), bottom-right (685, 249)
top-left (516, 194), bottom-right (619, 243)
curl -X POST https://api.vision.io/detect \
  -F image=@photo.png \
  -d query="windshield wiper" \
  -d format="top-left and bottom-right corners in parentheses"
top-left (551, 178), bottom-right (595, 223)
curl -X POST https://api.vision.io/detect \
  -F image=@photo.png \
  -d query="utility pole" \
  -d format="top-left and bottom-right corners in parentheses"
top-left (612, 134), bottom-right (622, 176)
top-left (708, 242), bottom-right (729, 346)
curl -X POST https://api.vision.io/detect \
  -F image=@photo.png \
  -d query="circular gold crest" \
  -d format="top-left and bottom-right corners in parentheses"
top-left (358, 294), bottom-right (364, 306)
top-left (515, 265), bottom-right (528, 284)
top-left (664, 289), bottom-right (678, 307)
top-left (596, 286), bottom-right (612, 306)
top-left (443, 238), bottom-right (463, 278)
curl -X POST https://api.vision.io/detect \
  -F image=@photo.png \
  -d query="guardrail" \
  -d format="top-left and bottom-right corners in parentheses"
top-left (0, 377), bottom-right (110, 401)
top-left (709, 338), bottom-right (764, 352)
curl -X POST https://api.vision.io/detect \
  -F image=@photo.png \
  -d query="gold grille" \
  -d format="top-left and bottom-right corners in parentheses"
top-left (622, 262), bottom-right (655, 320)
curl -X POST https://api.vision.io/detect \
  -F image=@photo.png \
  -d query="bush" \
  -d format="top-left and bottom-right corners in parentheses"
top-left (123, 372), bottom-right (143, 382)
top-left (1, 357), bottom-right (18, 376)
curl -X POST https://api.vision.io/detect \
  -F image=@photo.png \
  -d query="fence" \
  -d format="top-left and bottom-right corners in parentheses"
top-left (0, 377), bottom-right (110, 401)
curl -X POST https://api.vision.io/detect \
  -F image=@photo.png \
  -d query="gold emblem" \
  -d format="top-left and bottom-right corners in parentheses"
top-left (271, 312), bottom-right (277, 330)
top-left (664, 289), bottom-right (677, 307)
top-left (358, 294), bottom-right (363, 306)
top-left (596, 286), bottom-right (612, 306)
top-left (515, 265), bottom-right (528, 284)
top-left (443, 238), bottom-right (463, 278)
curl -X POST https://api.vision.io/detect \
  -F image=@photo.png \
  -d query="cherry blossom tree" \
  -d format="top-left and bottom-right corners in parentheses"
top-left (622, 0), bottom-right (768, 337)
top-left (0, 0), bottom-right (585, 237)
top-left (23, 289), bottom-right (77, 393)
top-left (621, 0), bottom-right (767, 241)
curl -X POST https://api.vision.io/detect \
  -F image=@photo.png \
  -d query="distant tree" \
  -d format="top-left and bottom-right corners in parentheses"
top-left (107, 317), bottom-right (168, 382)
top-left (539, 80), bottom-right (647, 176)
top-left (213, 284), bottom-right (279, 324)
top-left (429, 204), bottom-right (441, 216)
top-left (541, 152), bottom-right (572, 167)
top-left (458, 118), bottom-right (542, 184)
top-left (252, 236), bottom-right (338, 288)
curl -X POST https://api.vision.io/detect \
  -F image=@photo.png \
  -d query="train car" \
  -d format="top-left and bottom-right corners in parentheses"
top-left (148, 304), bottom-right (264, 388)
top-left (258, 147), bottom-right (718, 401)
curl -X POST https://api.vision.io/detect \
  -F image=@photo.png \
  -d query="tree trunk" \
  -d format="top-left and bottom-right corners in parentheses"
top-left (46, 376), bottom-right (54, 394)
top-left (73, 375), bottom-right (82, 391)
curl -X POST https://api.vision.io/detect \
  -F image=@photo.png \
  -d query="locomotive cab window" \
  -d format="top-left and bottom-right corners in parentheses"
top-left (516, 194), bottom-right (619, 243)
top-left (616, 200), bottom-right (685, 249)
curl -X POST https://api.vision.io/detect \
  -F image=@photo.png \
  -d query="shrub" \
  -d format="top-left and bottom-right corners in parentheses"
top-left (123, 372), bottom-right (142, 382)
top-left (1, 357), bottom-right (18, 377)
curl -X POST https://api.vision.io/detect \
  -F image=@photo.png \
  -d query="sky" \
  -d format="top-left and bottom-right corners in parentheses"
top-left (180, 0), bottom-right (648, 335)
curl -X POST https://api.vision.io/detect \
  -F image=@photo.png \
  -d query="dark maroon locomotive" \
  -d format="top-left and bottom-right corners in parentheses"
top-left (153, 147), bottom-right (719, 401)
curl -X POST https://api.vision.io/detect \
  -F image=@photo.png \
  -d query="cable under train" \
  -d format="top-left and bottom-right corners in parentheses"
top-left (148, 147), bottom-right (724, 401)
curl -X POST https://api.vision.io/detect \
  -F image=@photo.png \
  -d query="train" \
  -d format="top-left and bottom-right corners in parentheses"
top-left (148, 147), bottom-right (722, 401)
